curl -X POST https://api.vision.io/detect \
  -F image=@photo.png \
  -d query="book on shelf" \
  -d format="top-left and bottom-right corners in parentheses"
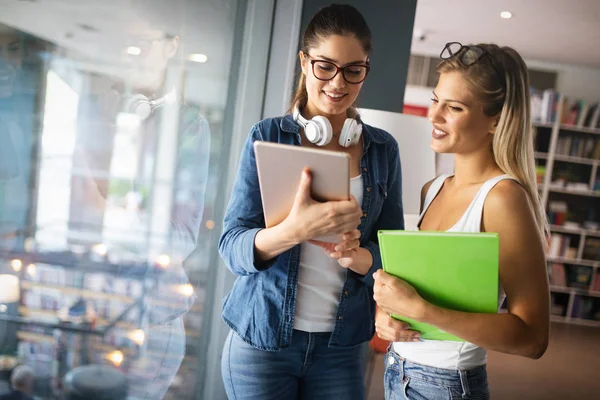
top-left (548, 233), bottom-right (576, 258)
top-left (593, 274), bottom-right (600, 292)
top-left (531, 89), bottom-right (600, 130)
top-left (549, 263), bottom-right (567, 286)
top-left (550, 293), bottom-right (567, 316)
top-left (582, 238), bottom-right (600, 261)
top-left (547, 201), bottom-right (568, 226)
top-left (567, 266), bottom-right (593, 290)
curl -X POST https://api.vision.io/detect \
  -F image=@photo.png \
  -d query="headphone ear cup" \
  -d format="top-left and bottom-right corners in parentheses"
top-left (339, 118), bottom-right (362, 147)
top-left (310, 116), bottom-right (333, 146)
top-left (123, 94), bottom-right (152, 120)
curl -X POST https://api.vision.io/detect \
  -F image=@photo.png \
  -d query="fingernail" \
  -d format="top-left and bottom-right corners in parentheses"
top-left (334, 246), bottom-right (341, 251)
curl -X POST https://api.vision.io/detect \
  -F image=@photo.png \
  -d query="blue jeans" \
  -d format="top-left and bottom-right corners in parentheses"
top-left (384, 348), bottom-right (490, 400)
top-left (221, 329), bottom-right (366, 400)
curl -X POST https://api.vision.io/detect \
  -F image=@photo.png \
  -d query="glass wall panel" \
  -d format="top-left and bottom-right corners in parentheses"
top-left (0, 1), bottom-right (243, 398)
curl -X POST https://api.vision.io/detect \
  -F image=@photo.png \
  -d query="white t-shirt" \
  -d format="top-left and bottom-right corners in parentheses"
top-left (293, 175), bottom-right (363, 332)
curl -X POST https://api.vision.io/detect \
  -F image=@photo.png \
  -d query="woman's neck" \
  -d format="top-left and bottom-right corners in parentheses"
top-left (452, 149), bottom-right (503, 187)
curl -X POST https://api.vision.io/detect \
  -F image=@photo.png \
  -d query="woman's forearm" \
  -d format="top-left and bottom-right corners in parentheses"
top-left (421, 304), bottom-right (548, 359)
top-left (254, 223), bottom-right (299, 263)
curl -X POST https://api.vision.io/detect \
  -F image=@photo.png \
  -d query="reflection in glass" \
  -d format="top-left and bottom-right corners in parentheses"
top-left (0, 1), bottom-right (239, 398)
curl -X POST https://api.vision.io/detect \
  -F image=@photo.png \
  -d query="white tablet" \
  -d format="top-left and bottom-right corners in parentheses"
top-left (254, 141), bottom-right (351, 229)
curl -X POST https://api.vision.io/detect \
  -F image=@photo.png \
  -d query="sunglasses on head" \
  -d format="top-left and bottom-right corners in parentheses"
top-left (440, 42), bottom-right (505, 89)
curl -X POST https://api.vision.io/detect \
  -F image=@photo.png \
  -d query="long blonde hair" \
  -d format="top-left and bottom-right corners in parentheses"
top-left (437, 44), bottom-right (548, 239)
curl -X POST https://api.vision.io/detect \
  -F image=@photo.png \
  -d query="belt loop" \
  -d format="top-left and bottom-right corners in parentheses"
top-left (458, 369), bottom-right (470, 398)
top-left (399, 356), bottom-right (405, 381)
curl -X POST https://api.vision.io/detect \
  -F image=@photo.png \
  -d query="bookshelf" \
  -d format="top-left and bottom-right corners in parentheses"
top-left (534, 90), bottom-right (600, 327)
top-left (0, 246), bottom-right (205, 398)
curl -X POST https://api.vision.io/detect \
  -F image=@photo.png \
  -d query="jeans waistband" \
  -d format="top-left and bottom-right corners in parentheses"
top-left (386, 346), bottom-right (488, 390)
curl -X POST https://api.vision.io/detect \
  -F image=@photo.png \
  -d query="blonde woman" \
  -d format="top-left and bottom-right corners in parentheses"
top-left (373, 42), bottom-right (550, 400)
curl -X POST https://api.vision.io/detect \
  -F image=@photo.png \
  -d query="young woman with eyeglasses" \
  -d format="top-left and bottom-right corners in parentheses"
top-left (218, 4), bottom-right (405, 400)
top-left (373, 42), bottom-right (550, 400)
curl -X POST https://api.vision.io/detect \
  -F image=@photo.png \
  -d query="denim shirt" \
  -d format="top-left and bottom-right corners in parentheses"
top-left (218, 114), bottom-right (404, 351)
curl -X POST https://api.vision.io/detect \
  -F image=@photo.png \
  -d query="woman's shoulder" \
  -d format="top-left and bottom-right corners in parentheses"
top-left (483, 177), bottom-right (532, 224)
top-left (251, 115), bottom-right (298, 141)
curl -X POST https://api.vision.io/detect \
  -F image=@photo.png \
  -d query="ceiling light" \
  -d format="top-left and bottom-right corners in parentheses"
top-left (106, 350), bottom-right (124, 367)
top-left (500, 11), bottom-right (512, 19)
top-left (11, 259), bottom-right (22, 272)
top-left (188, 53), bottom-right (208, 63)
top-left (155, 254), bottom-right (170, 268)
top-left (127, 46), bottom-right (142, 56)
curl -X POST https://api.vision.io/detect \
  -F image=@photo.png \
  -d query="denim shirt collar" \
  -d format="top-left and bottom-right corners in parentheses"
top-left (280, 113), bottom-right (388, 152)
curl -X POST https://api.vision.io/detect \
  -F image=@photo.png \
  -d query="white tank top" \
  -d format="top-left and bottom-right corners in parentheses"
top-left (392, 173), bottom-right (512, 369)
top-left (293, 175), bottom-right (363, 332)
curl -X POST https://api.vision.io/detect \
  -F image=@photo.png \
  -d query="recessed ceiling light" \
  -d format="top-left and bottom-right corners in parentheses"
top-left (188, 53), bottom-right (208, 63)
top-left (126, 46), bottom-right (141, 56)
top-left (500, 11), bottom-right (512, 19)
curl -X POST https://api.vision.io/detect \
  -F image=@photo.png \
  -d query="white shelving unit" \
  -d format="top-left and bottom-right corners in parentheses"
top-left (534, 94), bottom-right (600, 327)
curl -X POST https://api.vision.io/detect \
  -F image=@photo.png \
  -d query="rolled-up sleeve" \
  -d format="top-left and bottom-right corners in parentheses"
top-left (218, 124), bottom-right (275, 276)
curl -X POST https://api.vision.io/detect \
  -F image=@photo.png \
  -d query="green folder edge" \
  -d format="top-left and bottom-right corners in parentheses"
top-left (377, 230), bottom-right (499, 342)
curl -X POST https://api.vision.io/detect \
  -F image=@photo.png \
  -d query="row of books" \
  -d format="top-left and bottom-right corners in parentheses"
top-left (547, 201), bottom-right (569, 226)
top-left (555, 135), bottom-right (600, 159)
top-left (532, 89), bottom-right (600, 129)
top-left (25, 264), bottom-right (145, 298)
top-left (550, 292), bottom-right (600, 321)
top-left (548, 233), bottom-right (576, 259)
top-left (549, 263), bottom-right (600, 291)
top-left (572, 296), bottom-right (600, 321)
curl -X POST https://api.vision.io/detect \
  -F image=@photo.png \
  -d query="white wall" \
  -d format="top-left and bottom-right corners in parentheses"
top-left (359, 108), bottom-right (435, 216)
top-left (525, 59), bottom-right (600, 104)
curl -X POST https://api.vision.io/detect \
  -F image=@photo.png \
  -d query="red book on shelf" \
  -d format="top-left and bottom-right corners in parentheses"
top-left (550, 263), bottom-right (567, 286)
top-left (593, 274), bottom-right (600, 292)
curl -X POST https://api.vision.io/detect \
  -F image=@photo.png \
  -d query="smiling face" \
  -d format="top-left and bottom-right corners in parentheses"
top-left (300, 34), bottom-right (368, 120)
top-left (0, 32), bottom-right (24, 98)
top-left (428, 71), bottom-right (498, 155)
top-left (124, 34), bottom-right (179, 93)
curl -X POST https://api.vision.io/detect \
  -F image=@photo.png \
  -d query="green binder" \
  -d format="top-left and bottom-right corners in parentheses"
top-left (377, 230), bottom-right (499, 341)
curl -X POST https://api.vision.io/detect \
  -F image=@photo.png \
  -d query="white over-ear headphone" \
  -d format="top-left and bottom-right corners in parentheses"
top-left (123, 89), bottom-right (177, 120)
top-left (293, 102), bottom-right (363, 147)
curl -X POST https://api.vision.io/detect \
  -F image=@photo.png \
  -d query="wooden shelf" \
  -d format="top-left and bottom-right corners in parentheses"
top-left (559, 124), bottom-right (600, 136)
top-left (16, 330), bottom-right (55, 344)
top-left (549, 224), bottom-right (600, 237)
top-left (21, 280), bottom-right (135, 304)
top-left (546, 257), bottom-right (598, 268)
top-left (548, 187), bottom-right (600, 198)
top-left (554, 154), bottom-right (597, 166)
top-left (18, 306), bottom-right (137, 329)
top-left (550, 285), bottom-right (600, 299)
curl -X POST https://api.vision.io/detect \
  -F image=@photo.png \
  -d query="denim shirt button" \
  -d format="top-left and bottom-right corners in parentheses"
top-left (343, 290), bottom-right (348, 296)
top-left (363, 167), bottom-right (367, 172)
top-left (362, 212), bottom-right (367, 218)
top-left (388, 356), bottom-right (395, 366)
top-left (366, 187), bottom-right (371, 192)
top-left (338, 316), bottom-right (343, 320)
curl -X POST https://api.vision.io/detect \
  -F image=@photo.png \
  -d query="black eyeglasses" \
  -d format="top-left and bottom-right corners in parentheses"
top-left (305, 53), bottom-right (370, 84)
top-left (440, 42), bottom-right (488, 65)
top-left (440, 42), bottom-right (505, 89)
